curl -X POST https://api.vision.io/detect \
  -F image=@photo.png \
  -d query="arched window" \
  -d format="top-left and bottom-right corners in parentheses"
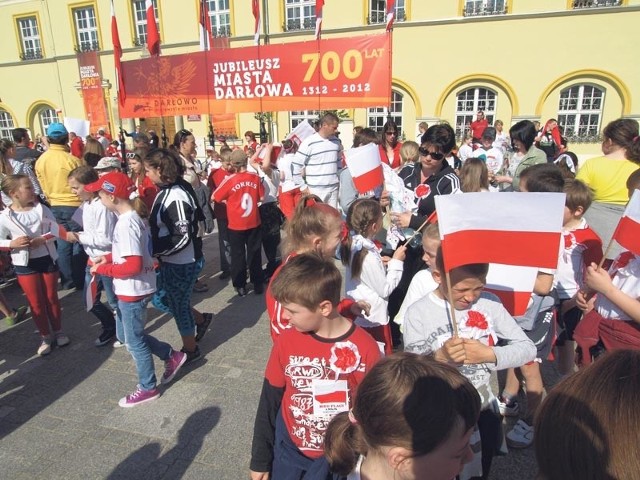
top-left (455, 87), bottom-right (496, 138)
top-left (557, 84), bottom-right (604, 140)
top-left (38, 107), bottom-right (58, 134)
top-left (367, 90), bottom-right (403, 137)
top-left (0, 110), bottom-right (16, 139)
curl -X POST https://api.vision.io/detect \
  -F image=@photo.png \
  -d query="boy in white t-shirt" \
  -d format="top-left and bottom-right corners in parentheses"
top-left (88, 172), bottom-right (187, 408)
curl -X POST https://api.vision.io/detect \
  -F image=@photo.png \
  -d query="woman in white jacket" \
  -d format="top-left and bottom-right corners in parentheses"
top-left (341, 198), bottom-right (406, 354)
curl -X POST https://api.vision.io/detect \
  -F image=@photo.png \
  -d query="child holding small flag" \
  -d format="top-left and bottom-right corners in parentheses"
top-left (403, 251), bottom-right (536, 479)
top-left (250, 254), bottom-right (381, 480)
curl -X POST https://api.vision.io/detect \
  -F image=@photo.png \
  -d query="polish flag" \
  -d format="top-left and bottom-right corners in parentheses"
top-left (146, 0), bottom-right (160, 56)
top-left (485, 264), bottom-right (538, 316)
top-left (199, 0), bottom-right (214, 51)
top-left (286, 120), bottom-right (315, 147)
top-left (315, 0), bottom-right (324, 39)
top-left (252, 0), bottom-right (260, 45)
top-left (612, 189), bottom-right (640, 255)
top-left (435, 192), bottom-right (565, 272)
top-left (110, 0), bottom-right (125, 107)
top-left (345, 143), bottom-right (384, 194)
top-left (386, 0), bottom-right (395, 31)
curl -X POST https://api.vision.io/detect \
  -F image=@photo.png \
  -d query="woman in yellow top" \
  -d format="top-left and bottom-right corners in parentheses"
top-left (576, 118), bottom-right (640, 260)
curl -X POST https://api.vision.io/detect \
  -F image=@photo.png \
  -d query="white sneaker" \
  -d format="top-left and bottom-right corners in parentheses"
top-left (37, 337), bottom-right (52, 356)
top-left (113, 340), bottom-right (125, 348)
top-left (506, 419), bottom-right (534, 448)
top-left (497, 396), bottom-right (520, 417)
top-left (54, 332), bottom-right (70, 347)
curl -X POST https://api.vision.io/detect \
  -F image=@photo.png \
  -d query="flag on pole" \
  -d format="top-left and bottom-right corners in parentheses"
top-left (252, 0), bottom-right (260, 45)
top-left (485, 264), bottom-right (538, 316)
top-left (285, 120), bottom-right (315, 147)
top-left (199, 0), bottom-right (214, 51)
top-left (110, 0), bottom-right (125, 107)
top-left (435, 192), bottom-right (565, 272)
top-left (612, 189), bottom-right (640, 255)
top-left (146, 0), bottom-right (160, 55)
top-left (386, 0), bottom-right (395, 31)
top-left (315, 0), bottom-right (324, 40)
top-left (345, 143), bottom-right (384, 194)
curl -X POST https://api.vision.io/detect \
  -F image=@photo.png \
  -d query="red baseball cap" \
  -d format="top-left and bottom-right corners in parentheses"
top-left (85, 171), bottom-right (136, 200)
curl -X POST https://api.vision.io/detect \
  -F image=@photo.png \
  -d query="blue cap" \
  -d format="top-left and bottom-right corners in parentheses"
top-left (47, 122), bottom-right (68, 138)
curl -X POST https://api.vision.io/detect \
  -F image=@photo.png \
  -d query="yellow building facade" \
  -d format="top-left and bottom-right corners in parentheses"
top-left (1, 0), bottom-right (638, 157)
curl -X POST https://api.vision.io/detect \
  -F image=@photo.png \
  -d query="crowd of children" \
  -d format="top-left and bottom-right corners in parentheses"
top-left (2, 115), bottom-right (640, 477)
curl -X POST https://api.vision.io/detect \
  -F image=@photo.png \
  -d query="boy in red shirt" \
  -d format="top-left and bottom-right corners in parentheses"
top-left (250, 254), bottom-right (381, 480)
top-left (212, 150), bottom-right (264, 297)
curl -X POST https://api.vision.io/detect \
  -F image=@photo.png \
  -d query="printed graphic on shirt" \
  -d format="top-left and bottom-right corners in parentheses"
top-left (415, 183), bottom-right (431, 199)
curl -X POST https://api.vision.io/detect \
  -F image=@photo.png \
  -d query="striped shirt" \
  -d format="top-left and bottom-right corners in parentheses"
top-left (291, 132), bottom-right (340, 190)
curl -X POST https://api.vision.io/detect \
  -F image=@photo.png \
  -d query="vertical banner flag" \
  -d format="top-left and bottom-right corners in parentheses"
top-left (612, 189), bottom-right (640, 255)
top-left (344, 143), bottom-right (384, 194)
top-left (435, 192), bottom-right (565, 272)
top-left (315, 0), bottom-right (324, 40)
top-left (199, 0), bottom-right (214, 51)
top-left (76, 51), bottom-right (110, 134)
top-left (146, 0), bottom-right (160, 55)
top-left (252, 0), bottom-right (260, 45)
top-left (386, 0), bottom-right (395, 31)
top-left (110, 0), bottom-right (125, 107)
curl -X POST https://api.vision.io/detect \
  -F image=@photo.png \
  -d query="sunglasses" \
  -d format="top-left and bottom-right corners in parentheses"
top-left (418, 147), bottom-right (445, 161)
top-left (385, 131), bottom-right (398, 136)
top-left (126, 152), bottom-right (140, 159)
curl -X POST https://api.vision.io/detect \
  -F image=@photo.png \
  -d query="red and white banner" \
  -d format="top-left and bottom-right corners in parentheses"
top-left (252, 0), bottom-right (260, 45)
top-left (435, 192), bottom-right (565, 272)
top-left (146, 0), bottom-right (160, 55)
top-left (119, 33), bottom-right (390, 118)
top-left (315, 0), bottom-right (324, 39)
top-left (345, 143), bottom-right (384, 194)
top-left (485, 264), bottom-right (538, 316)
top-left (199, 0), bottom-right (214, 51)
top-left (76, 50), bottom-right (110, 135)
top-left (110, 0), bottom-right (125, 108)
top-left (386, 0), bottom-right (395, 31)
top-left (612, 189), bottom-right (640, 255)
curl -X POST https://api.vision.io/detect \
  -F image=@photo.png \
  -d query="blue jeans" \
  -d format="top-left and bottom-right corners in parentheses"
top-left (84, 266), bottom-right (117, 333)
top-left (51, 206), bottom-right (87, 289)
top-left (216, 218), bottom-right (231, 273)
top-left (118, 297), bottom-right (172, 391)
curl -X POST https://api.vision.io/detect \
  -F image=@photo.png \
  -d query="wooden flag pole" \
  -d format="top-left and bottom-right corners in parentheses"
top-left (598, 237), bottom-right (615, 269)
top-left (403, 216), bottom-right (430, 245)
top-left (445, 270), bottom-right (459, 338)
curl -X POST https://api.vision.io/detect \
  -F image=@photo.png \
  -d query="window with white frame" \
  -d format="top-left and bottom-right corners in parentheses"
top-left (284, 0), bottom-right (315, 31)
top-left (0, 110), bottom-right (16, 140)
top-left (367, 91), bottom-right (403, 136)
top-left (17, 16), bottom-right (43, 60)
top-left (368, 0), bottom-right (406, 24)
top-left (73, 6), bottom-right (99, 52)
top-left (463, 0), bottom-right (507, 16)
top-left (557, 84), bottom-right (604, 140)
top-left (206, 0), bottom-right (231, 37)
top-left (572, 0), bottom-right (622, 8)
top-left (290, 110), bottom-right (320, 132)
top-left (455, 87), bottom-right (496, 138)
top-left (39, 108), bottom-right (58, 135)
top-left (132, 0), bottom-right (159, 46)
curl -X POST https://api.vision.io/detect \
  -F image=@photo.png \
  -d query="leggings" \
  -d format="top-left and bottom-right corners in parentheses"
top-left (15, 256), bottom-right (61, 337)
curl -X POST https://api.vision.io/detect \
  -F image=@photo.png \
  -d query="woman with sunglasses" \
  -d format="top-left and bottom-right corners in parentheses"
top-left (378, 120), bottom-right (403, 170)
top-left (393, 124), bottom-right (460, 230)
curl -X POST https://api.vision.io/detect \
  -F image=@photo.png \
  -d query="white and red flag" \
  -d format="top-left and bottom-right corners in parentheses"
top-left (199, 0), bottom-right (214, 51)
top-left (435, 192), bottom-right (565, 272)
top-left (386, 0), bottom-right (395, 31)
top-left (286, 120), bottom-right (316, 147)
top-left (315, 0), bottom-right (325, 39)
top-left (146, 0), bottom-right (160, 55)
top-left (612, 189), bottom-right (640, 255)
top-left (252, 0), bottom-right (260, 45)
top-left (110, 0), bottom-right (125, 107)
top-left (485, 264), bottom-right (538, 316)
top-left (344, 143), bottom-right (384, 194)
